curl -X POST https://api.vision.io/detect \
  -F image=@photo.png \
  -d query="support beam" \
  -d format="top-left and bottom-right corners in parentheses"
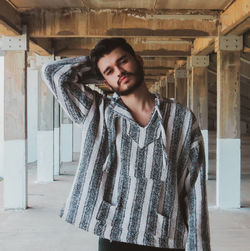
top-left (54, 99), bottom-right (60, 176)
top-left (3, 50), bottom-right (28, 209)
top-left (166, 75), bottom-right (175, 98)
top-left (192, 37), bottom-right (215, 55)
top-left (0, 55), bottom-right (3, 178)
top-left (53, 37), bottom-right (191, 57)
top-left (37, 56), bottom-right (54, 183)
top-left (26, 10), bottom-right (218, 38)
top-left (216, 37), bottom-right (242, 208)
top-left (0, 0), bottom-right (22, 34)
top-left (60, 109), bottom-right (73, 163)
top-left (190, 56), bottom-right (209, 179)
top-left (174, 69), bottom-right (187, 106)
top-left (0, 1), bottom-right (52, 55)
top-left (27, 64), bottom-right (39, 163)
top-left (220, 0), bottom-right (250, 35)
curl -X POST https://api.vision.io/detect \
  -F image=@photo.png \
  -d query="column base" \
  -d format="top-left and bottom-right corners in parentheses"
top-left (61, 123), bottom-right (73, 162)
top-left (216, 138), bottom-right (241, 208)
top-left (4, 139), bottom-right (27, 209)
top-left (54, 127), bottom-right (60, 176)
top-left (37, 130), bottom-right (54, 183)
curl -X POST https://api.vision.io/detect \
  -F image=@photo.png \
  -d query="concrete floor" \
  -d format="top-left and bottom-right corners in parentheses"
top-left (0, 162), bottom-right (250, 251)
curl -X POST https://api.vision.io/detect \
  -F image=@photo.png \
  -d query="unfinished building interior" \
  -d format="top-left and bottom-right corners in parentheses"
top-left (0, 0), bottom-right (250, 250)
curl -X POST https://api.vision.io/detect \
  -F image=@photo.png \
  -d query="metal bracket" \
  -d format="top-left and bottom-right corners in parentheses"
top-left (1, 34), bottom-right (27, 51)
top-left (216, 36), bottom-right (243, 51)
top-left (191, 56), bottom-right (209, 67)
top-left (35, 55), bottom-right (54, 66)
top-left (167, 75), bottom-right (175, 83)
top-left (175, 69), bottom-right (187, 79)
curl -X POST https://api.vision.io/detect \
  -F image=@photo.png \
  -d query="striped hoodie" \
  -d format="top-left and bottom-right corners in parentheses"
top-left (41, 56), bottom-right (211, 250)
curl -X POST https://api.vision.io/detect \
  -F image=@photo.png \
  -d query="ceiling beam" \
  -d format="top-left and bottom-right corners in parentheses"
top-left (0, 0), bottom-right (52, 55)
top-left (24, 9), bottom-right (218, 38)
top-left (192, 37), bottom-right (214, 55)
top-left (192, 0), bottom-right (250, 56)
top-left (53, 37), bottom-right (191, 57)
top-left (0, 0), bottom-right (22, 33)
top-left (220, 0), bottom-right (250, 35)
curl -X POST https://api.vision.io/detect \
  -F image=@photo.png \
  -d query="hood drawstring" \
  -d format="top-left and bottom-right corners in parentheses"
top-left (103, 113), bottom-right (118, 173)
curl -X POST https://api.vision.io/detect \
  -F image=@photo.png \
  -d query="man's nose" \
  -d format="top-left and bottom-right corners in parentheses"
top-left (116, 66), bottom-right (126, 77)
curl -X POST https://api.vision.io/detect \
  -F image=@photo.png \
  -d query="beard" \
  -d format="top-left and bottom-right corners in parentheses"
top-left (111, 60), bottom-right (144, 96)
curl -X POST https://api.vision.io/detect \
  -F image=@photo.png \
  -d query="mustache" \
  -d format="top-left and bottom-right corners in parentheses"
top-left (117, 72), bottom-right (135, 86)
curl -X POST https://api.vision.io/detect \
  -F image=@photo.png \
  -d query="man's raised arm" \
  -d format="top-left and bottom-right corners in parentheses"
top-left (41, 56), bottom-right (103, 124)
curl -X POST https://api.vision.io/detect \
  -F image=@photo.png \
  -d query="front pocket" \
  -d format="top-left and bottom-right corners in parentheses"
top-left (96, 200), bottom-right (117, 226)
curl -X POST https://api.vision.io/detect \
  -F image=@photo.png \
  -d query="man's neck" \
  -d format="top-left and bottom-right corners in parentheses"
top-left (120, 82), bottom-right (155, 115)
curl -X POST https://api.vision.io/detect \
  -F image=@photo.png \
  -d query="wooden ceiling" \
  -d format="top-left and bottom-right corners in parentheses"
top-left (6, 0), bottom-right (234, 11)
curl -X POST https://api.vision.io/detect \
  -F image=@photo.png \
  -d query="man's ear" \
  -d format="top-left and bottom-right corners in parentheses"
top-left (136, 55), bottom-right (144, 66)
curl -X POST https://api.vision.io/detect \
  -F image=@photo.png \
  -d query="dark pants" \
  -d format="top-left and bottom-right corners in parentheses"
top-left (98, 238), bottom-right (185, 251)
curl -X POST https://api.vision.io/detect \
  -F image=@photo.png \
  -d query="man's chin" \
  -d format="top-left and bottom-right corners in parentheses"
top-left (118, 82), bottom-right (142, 96)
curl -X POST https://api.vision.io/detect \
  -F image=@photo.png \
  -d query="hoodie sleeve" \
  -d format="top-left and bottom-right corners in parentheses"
top-left (41, 56), bottom-right (103, 124)
top-left (185, 113), bottom-right (211, 251)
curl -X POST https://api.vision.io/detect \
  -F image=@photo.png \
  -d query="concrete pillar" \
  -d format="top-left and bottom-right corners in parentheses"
top-left (174, 69), bottom-right (187, 106)
top-left (37, 56), bottom-right (54, 183)
top-left (166, 75), bottom-right (175, 99)
top-left (216, 36), bottom-right (242, 208)
top-left (160, 78), bottom-right (167, 98)
top-left (3, 50), bottom-right (28, 209)
top-left (190, 56), bottom-right (209, 180)
top-left (27, 63), bottom-right (38, 163)
top-left (54, 100), bottom-right (60, 175)
top-left (0, 54), bottom-right (4, 179)
top-left (73, 123), bottom-right (82, 161)
top-left (154, 81), bottom-right (161, 95)
top-left (186, 57), bottom-right (192, 109)
top-left (60, 108), bottom-right (73, 163)
top-left (163, 78), bottom-right (168, 98)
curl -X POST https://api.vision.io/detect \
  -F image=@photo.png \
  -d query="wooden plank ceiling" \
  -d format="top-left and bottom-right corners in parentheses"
top-left (6, 0), bottom-right (234, 11)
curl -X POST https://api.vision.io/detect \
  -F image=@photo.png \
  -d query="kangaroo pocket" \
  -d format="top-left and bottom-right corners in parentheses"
top-left (96, 200), bottom-right (118, 226)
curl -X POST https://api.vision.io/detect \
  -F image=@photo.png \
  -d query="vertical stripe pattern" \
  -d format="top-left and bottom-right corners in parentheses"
top-left (42, 57), bottom-right (211, 251)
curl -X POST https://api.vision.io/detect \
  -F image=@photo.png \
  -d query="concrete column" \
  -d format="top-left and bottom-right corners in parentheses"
top-left (166, 75), bottom-right (175, 99)
top-left (60, 108), bottom-right (73, 163)
top-left (3, 50), bottom-right (28, 209)
top-left (164, 78), bottom-right (168, 98)
top-left (216, 36), bottom-right (242, 208)
top-left (186, 57), bottom-right (192, 109)
top-left (174, 69), bottom-right (187, 106)
top-left (37, 57), bottom-right (54, 183)
top-left (0, 55), bottom-right (4, 179)
top-left (54, 99), bottom-right (60, 175)
top-left (154, 81), bottom-right (161, 95)
top-left (27, 64), bottom-right (38, 163)
top-left (190, 56), bottom-right (209, 180)
top-left (160, 78), bottom-right (167, 98)
top-left (73, 123), bottom-right (82, 161)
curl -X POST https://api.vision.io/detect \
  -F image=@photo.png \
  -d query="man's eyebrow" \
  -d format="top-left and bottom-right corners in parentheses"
top-left (116, 55), bottom-right (127, 63)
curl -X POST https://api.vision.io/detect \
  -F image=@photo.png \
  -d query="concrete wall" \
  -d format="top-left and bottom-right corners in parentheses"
top-left (73, 123), bottom-right (82, 161)
top-left (27, 68), bottom-right (38, 163)
top-left (0, 56), bottom-right (4, 178)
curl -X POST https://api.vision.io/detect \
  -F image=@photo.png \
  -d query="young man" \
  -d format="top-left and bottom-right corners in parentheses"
top-left (42, 38), bottom-right (210, 251)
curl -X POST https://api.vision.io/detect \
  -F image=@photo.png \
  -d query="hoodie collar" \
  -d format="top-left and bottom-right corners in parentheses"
top-left (110, 92), bottom-right (164, 125)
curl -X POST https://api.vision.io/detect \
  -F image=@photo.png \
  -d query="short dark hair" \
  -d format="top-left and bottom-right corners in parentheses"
top-left (90, 38), bottom-right (136, 80)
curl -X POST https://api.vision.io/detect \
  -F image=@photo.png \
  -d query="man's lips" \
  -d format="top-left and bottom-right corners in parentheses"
top-left (120, 75), bottom-right (129, 83)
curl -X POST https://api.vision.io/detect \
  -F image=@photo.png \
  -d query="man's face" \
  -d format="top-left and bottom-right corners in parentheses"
top-left (97, 47), bottom-right (144, 96)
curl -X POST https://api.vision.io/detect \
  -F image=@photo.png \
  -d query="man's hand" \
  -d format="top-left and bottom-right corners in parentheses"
top-left (70, 56), bottom-right (93, 84)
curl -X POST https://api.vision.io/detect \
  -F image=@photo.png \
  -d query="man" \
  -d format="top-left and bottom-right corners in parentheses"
top-left (42, 38), bottom-right (210, 251)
